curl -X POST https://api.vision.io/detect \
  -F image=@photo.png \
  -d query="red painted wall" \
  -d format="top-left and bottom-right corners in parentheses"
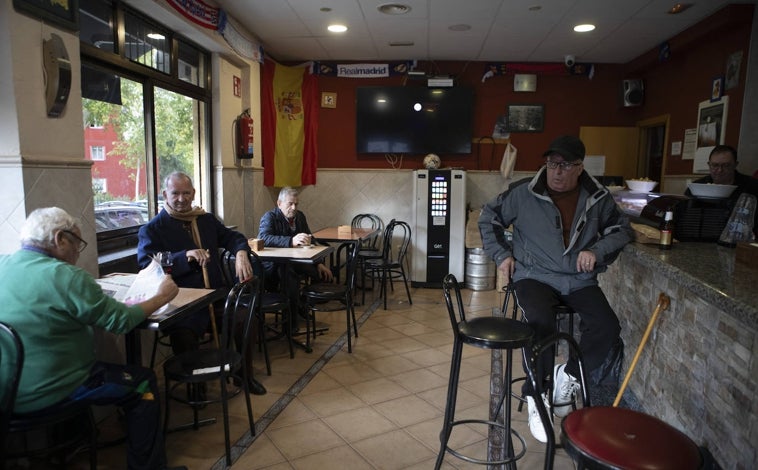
top-left (313, 4), bottom-right (753, 175)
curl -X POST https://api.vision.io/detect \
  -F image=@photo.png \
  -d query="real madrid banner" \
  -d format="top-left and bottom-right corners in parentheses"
top-left (314, 61), bottom-right (413, 77)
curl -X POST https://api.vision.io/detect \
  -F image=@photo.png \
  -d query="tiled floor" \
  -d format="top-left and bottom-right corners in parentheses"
top-left (32, 283), bottom-right (579, 469)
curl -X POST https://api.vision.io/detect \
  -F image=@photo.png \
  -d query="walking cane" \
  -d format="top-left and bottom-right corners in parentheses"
top-left (202, 264), bottom-right (220, 348)
top-left (613, 292), bottom-right (670, 407)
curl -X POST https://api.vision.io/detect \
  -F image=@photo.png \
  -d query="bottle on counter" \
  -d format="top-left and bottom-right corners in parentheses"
top-left (659, 209), bottom-right (674, 250)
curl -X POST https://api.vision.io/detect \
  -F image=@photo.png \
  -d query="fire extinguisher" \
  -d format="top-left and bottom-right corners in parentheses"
top-left (235, 110), bottom-right (254, 159)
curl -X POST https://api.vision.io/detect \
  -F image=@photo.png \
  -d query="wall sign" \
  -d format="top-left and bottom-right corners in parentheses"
top-left (233, 76), bottom-right (241, 97)
top-left (321, 92), bottom-right (337, 108)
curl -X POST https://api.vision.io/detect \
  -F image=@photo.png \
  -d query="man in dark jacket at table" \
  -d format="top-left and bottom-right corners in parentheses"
top-left (137, 172), bottom-right (266, 395)
top-left (258, 187), bottom-right (333, 330)
top-left (479, 135), bottom-right (634, 443)
top-left (0, 207), bottom-right (184, 470)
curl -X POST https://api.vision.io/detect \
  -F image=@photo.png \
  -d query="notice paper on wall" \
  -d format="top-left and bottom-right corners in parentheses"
top-left (583, 155), bottom-right (606, 176)
top-left (682, 128), bottom-right (697, 160)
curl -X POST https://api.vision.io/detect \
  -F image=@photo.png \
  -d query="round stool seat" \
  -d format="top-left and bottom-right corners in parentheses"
top-left (562, 407), bottom-right (702, 470)
top-left (459, 317), bottom-right (533, 350)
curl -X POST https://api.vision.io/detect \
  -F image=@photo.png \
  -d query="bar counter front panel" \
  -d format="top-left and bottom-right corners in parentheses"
top-left (599, 241), bottom-right (757, 469)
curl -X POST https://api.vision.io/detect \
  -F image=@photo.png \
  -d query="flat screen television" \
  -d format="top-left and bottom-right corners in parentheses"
top-left (356, 86), bottom-right (474, 154)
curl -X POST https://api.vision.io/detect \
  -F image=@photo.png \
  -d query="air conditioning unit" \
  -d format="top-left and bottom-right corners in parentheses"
top-left (428, 77), bottom-right (454, 87)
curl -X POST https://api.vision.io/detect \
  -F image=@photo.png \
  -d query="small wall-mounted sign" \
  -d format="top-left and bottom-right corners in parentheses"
top-left (233, 76), bottom-right (241, 97)
top-left (321, 92), bottom-right (337, 108)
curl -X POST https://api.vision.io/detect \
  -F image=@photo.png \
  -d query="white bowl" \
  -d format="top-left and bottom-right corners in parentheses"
top-left (626, 180), bottom-right (658, 192)
top-left (687, 182), bottom-right (737, 199)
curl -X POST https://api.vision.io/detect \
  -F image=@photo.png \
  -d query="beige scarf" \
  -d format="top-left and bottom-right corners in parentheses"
top-left (165, 205), bottom-right (207, 251)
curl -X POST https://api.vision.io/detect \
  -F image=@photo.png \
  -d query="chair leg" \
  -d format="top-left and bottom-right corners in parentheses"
top-left (220, 375), bottom-right (231, 467)
top-left (285, 306), bottom-right (295, 359)
top-left (258, 314), bottom-right (272, 376)
top-left (401, 270), bottom-right (413, 305)
top-left (435, 339), bottom-right (463, 470)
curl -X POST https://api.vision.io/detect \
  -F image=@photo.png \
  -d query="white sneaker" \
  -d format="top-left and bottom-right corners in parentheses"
top-left (553, 363), bottom-right (580, 418)
top-left (526, 393), bottom-right (551, 443)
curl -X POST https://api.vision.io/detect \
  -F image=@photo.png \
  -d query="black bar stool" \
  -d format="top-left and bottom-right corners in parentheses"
top-left (435, 274), bottom-right (534, 469)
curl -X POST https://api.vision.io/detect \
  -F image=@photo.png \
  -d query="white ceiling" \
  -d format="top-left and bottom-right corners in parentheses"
top-left (213, 1), bottom-right (753, 64)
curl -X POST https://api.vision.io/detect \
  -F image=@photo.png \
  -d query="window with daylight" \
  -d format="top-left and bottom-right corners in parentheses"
top-left (79, 0), bottom-right (211, 250)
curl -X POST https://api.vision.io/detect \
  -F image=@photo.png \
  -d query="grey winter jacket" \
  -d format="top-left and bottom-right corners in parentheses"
top-left (478, 168), bottom-right (633, 295)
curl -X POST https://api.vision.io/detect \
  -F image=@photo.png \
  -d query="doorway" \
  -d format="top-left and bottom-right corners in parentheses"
top-left (637, 115), bottom-right (670, 191)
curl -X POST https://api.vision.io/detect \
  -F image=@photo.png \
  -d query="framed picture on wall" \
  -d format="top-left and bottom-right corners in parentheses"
top-left (710, 76), bottom-right (724, 102)
top-left (13, 0), bottom-right (79, 31)
top-left (693, 96), bottom-right (729, 173)
top-left (505, 104), bottom-right (544, 132)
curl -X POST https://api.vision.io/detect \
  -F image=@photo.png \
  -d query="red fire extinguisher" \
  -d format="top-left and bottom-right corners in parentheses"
top-left (236, 110), bottom-right (254, 159)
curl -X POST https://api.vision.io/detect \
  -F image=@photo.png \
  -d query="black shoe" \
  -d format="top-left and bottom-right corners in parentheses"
top-left (249, 377), bottom-right (267, 395)
top-left (234, 376), bottom-right (267, 395)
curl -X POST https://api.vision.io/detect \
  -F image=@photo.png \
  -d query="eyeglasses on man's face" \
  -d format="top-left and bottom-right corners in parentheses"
top-left (545, 160), bottom-right (582, 171)
top-left (707, 162), bottom-right (734, 170)
top-left (62, 230), bottom-right (88, 253)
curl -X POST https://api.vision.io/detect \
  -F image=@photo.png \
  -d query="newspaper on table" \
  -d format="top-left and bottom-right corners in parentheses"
top-left (97, 259), bottom-right (164, 305)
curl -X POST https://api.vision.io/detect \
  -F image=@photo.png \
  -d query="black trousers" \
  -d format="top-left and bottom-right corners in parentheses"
top-left (514, 278), bottom-right (621, 393)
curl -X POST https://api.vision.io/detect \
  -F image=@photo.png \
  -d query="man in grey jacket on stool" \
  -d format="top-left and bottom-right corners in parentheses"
top-left (478, 135), bottom-right (634, 443)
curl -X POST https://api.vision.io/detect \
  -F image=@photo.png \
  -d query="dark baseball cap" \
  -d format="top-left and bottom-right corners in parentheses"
top-left (542, 135), bottom-right (586, 162)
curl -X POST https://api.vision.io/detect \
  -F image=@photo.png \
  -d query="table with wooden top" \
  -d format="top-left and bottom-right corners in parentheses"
top-left (97, 274), bottom-right (227, 365)
top-left (312, 227), bottom-right (379, 244)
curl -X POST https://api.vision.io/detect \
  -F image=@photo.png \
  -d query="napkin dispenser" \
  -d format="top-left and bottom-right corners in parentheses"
top-left (248, 238), bottom-right (264, 251)
top-left (337, 225), bottom-right (352, 237)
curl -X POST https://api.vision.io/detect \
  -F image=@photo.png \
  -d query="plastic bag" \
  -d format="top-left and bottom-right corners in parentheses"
top-left (500, 142), bottom-right (517, 179)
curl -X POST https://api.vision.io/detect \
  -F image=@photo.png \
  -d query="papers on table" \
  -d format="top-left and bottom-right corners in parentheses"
top-left (97, 260), bottom-right (164, 305)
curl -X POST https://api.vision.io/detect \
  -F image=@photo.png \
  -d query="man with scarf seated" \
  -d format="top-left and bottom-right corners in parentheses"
top-left (137, 172), bottom-right (266, 395)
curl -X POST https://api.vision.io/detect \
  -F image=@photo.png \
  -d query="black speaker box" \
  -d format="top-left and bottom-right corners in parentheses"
top-left (622, 79), bottom-right (644, 107)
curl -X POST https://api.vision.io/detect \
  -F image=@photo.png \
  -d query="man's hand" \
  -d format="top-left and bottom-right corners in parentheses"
top-left (317, 263), bottom-right (333, 282)
top-left (576, 250), bottom-right (596, 273)
top-left (157, 275), bottom-right (179, 302)
top-left (292, 233), bottom-right (312, 247)
top-left (187, 248), bottom-right (211, 266)
top-left (498, 257), bottom-right (516, 286)
top-left (235, 250), bottom-right (253, 282)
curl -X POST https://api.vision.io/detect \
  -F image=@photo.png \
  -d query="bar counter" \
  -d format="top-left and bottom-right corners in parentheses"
top-left (599, 241), bottom-right (757, 469)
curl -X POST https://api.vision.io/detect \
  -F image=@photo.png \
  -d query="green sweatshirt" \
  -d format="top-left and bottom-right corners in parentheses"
top-left (0, 249), bottom-right (145, 412)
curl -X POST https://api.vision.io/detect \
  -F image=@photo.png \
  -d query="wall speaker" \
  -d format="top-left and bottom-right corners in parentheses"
top-left (622, 79), bottom-right (644, 107)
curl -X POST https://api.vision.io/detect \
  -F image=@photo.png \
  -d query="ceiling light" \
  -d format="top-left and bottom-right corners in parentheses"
top-left (449, 24), bottom-right (471, 32)
top-left (574, 24), bottom-right (595, 33)
top-left (389, 41), bottom-right (414, 47)
top-left (328, 24), bottom-right (347, 33)
top-left (377, 3), bottom-right (411, 15)
top-left (667, 3), bottom-right (693, 14)
top-left (147, 33), bottom-right (165, 40)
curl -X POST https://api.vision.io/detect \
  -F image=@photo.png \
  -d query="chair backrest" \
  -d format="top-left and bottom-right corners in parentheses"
top-left (219, 277), bottom-right (260, 353)
top-left (377, 218), bottom-right (396, 258)
top-left (0, 322), bottom-right (24, 448)
top-left (339, 241), bottom-right (360, 290)
top-left (352, 213), bottom-right (384, 249)
top-left (442, 274), bottom-right (466, 332)
top-left (384, 220), bottom-right (411, 266)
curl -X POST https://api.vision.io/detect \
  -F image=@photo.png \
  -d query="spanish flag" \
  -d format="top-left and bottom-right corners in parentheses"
top-left (262, 59), bottom-right (318, 187)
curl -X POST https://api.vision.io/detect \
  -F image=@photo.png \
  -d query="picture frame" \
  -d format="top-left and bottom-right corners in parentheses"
top-left (13, 0), bottom-right (79, 32)
top-left (321, 92), bottom-right (337, 108)
top-left (710, 76), bottom-right (724, 102)
top-left (693, 96), bottom-right (729, 173)
top-left (505, 104), bottom-right (544, 132)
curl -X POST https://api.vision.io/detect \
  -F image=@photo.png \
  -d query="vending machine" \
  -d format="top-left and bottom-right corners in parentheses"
top-left (411, 169), bottom-right (466, 287)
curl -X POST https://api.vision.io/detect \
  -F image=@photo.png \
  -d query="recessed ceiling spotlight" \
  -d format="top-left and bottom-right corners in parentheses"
top-left (328, 24), bottom-right (348, 33)
top-left (147, 32), bottom-right (165, 40)
top-left (574, 24), bottom-right (595, 33)
top-left (389, 41), bottom-right (415, 47)
top-left (528, 6), bottom-right (542, 11)
top-left (667, 3), bottom-right (693, 14)
top-left (377, 3), bottom-right (411, 15)
top-left (320, 7), bottom-right (332, 12)
top-left (449, 24), bottom-right (471, 32)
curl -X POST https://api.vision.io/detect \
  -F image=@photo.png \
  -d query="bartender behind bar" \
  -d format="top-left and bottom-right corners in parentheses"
top-left (685, 145), bottom-right (758, 236)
